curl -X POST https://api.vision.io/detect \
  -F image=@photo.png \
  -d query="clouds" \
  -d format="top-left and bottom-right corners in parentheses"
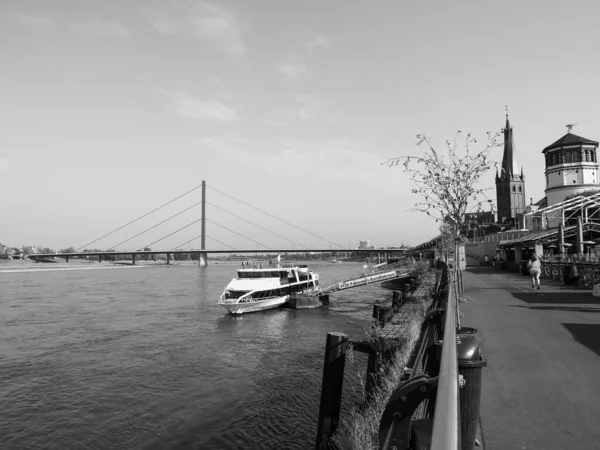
top-left (70, 18), bottom-right (132, 39)
top-left (275, 52), bottom-right (308, 81)
top-left (144, 1), bottom-right (248, 56)
top-left (276, 34), bottom-right (332, 81)
top-left (266, 93), bottom-right (323, 126)
top-left (15, 12), bottom-right (131, 39)
top-left (306, 34), bottom-right (332, 50)
top-left (0, 157), bottom-right (8, 172)
top-left (162, 90), bottom-right (240, 122)
top-left (201, 136), bottom-right (381, 183)
top-left (15, 13), bottom-right (53, 32)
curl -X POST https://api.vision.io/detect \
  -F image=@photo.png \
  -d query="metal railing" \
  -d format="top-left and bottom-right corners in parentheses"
top-left (430, 267), bottom-right (460, 450)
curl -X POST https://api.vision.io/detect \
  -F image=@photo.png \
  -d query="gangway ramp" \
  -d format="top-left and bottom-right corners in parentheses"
top-left (319, 267), bottom-right (412, 296)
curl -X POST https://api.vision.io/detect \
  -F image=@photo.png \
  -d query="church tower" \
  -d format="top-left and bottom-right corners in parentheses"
top-left (495, 111), bottom-right (526, 224)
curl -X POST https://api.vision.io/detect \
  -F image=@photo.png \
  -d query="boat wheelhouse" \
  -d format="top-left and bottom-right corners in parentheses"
top-left (218, 262), bottom-right (320, 315)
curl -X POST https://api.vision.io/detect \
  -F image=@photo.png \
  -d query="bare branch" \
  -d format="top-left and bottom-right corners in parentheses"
top-left (387, 131), bottom-right (502, 237)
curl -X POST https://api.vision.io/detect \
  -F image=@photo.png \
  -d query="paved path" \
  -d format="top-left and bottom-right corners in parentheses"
top-left (460, 267), bottom-right (600, 450)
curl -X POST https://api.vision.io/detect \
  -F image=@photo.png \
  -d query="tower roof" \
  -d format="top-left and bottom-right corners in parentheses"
top-left (500, 114), bottom-right (521, 179)
top-left (542, 133), bottom-right (599, 153)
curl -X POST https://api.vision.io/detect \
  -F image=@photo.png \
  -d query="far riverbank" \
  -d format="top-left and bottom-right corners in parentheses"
top-left (0, 259), bottom-right (183, 273)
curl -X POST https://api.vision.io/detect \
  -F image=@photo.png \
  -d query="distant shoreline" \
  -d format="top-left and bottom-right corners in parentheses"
top-left (0, 259), bottom-right (194, 273)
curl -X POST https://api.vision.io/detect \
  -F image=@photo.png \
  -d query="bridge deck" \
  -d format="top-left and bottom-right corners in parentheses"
top-left (460, 267), bottom-right (600, 449)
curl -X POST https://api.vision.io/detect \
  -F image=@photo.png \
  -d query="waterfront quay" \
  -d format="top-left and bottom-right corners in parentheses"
top-left (460, 266), bottom-right (600, 449)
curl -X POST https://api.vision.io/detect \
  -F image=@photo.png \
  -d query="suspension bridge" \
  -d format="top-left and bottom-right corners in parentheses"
top-left (29, 181), bottom-right (408, 264)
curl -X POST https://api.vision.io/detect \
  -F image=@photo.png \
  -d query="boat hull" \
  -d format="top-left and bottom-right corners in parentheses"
top-left (219, 296), bottom-right (288, 315)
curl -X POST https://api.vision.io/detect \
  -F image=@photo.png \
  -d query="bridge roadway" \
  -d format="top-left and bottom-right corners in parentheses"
top-left (29, 248), bottom-right (405, 261)
top-left (460, 266), bottom-right (600, 449)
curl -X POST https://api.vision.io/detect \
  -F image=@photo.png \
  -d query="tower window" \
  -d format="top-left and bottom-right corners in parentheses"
top-left (573, 180), bottom-right (576, 183)
top-left (518, 186), bottom-right (522, 192)
top-left (512, 186), bottom-right (516, 192)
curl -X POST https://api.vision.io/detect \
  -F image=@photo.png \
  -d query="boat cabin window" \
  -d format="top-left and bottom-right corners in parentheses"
top-left (237, 270), bottom-right (291, 278)
top-left (225, 290), bottom-right (250, 299)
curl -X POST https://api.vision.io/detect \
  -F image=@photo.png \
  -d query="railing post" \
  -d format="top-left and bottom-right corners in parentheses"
top-left (166, 253), bottom-right (170, 265)
top-left (316, 332), bottom-right (347, 450)
top-left (132, 254), bottom-right (136, 265)
top-left (430, 269), bottom-right (460, 450)
top-left (98, 255), bottom-right (102, 264)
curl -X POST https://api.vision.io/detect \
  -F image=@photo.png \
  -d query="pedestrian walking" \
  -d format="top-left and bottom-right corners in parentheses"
top-left (528, 252), bottom-right (542, 290)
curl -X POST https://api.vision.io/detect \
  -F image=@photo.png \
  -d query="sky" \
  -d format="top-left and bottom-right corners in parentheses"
top-left (2, 0), bottom-right (600, 251)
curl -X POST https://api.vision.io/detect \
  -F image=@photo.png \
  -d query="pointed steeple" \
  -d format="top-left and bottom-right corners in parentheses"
top-left (501, 107), bottom-right (520, 179)
top-left (495, 108), bottom-right (527, 224)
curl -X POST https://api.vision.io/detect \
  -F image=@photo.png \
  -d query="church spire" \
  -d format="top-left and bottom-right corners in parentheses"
top-left (501, 106), bottom-right (520, 179)
top-left (496, 108), bottom-right (526, 224)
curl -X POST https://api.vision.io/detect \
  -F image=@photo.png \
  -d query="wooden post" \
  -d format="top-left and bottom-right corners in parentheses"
top-left (392, 291), bottom-right (401, 312)
top-left (373, 304), bottom-right (383, 327)
top-left (65, 256), bottom-right (69, 263)
top-left (166, 253), bottom-right (170, 265)
top-left (98, 255), bottom-right (102, 263)
top-left (365, 304), bottom-right (383, 395)
top-left (132, 254), bottom-right (136, 265)
top-left (316, 332), bottom-right (347, 450)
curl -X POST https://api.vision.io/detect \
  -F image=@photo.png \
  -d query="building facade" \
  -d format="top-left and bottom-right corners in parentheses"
top-left (543, 131), bottom-right (600, 206)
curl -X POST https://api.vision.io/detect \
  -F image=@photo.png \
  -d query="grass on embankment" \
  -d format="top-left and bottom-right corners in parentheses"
top-left (331, 263), bottom-right (438, 450)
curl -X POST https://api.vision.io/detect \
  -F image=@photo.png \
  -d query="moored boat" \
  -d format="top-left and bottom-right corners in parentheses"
top-left (218, 262), bottom-right (320, 315)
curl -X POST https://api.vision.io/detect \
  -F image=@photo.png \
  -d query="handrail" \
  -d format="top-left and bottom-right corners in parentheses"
top-left (430, 268), bottom-right (460, 450)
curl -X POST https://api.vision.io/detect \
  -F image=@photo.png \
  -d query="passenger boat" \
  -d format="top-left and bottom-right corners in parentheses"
top-left (218, 262), bottom-right (320, 315)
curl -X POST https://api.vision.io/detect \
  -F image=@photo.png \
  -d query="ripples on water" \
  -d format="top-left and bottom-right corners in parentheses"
top-left (1, 262), bottom-right (393, 449)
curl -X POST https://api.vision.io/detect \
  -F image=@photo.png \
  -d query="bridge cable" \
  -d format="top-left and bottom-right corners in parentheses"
top-left (140, 218), bottom-right (203, 249)
top-left (110, 201), bottom-right (202, 250)
top-left (206, 201), bottom-right (309, 249)
top-left (172, 235), bottom-right (236, 251)
top-left (206, 218), bottom-right (271, 249)
top-left (206, 184), bottom-right (346, 249)
top-left (75, 183), bottom-right (203, 251)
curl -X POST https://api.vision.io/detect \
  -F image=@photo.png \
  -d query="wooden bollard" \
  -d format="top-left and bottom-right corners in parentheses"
top-left (392, 291), bottom-right (401, 312)
top-left (373, 304), bottom-right (383, 328)
top-left (316, 332), bottom-right (347, 450)
top-left (365, 304), bottom-right (384, 396)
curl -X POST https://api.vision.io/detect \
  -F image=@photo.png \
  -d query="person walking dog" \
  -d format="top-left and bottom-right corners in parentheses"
top-left (528, 252), bottom-right (542, 290)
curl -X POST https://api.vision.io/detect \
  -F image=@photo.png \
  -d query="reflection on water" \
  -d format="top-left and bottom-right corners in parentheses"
top-left (1, 262), bottom-right (391, 450)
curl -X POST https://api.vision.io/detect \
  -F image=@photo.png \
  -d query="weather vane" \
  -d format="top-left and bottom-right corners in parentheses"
top-left (566, 123), bottom-right (577, 133)
top-left (505, 105), bottom-right (508, 118)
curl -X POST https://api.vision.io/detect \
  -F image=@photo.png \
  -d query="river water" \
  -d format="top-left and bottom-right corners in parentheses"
top-left (1, 261), bottom-right (393, 449)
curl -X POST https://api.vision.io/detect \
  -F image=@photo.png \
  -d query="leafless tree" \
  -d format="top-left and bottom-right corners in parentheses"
top-left (384, 131), bottom-right (502, 258)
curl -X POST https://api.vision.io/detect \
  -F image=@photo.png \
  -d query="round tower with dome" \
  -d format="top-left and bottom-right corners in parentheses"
top-left (543, 126), bottom-right (600, 206)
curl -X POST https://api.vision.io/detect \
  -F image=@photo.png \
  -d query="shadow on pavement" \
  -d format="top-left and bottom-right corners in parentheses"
top-left (510, 305), bottom-right (600, 313)
top-left (465, 267), bottom-right (497, 274)
top-left (512, 292), bottom-right (600, 305)
top-left (562, 323), bottom-right (600, 357)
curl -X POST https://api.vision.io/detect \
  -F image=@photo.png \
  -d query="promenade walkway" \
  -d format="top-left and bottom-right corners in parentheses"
top-left (460, 267), bottom-right (600, 450)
